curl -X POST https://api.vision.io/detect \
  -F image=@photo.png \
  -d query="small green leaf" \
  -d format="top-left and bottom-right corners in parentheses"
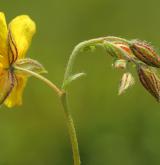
top-left (63, 72), bottom-right (86, 89)
top-left (14, 58), bottom-right (47, 75)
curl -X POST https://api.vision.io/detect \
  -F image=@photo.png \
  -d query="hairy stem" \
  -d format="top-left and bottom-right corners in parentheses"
top-left (60, 92), bottom-right (81, 165)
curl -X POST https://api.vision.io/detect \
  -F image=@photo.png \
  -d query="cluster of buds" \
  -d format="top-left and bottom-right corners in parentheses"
top-left (103, 37), bottom-right (160, 102)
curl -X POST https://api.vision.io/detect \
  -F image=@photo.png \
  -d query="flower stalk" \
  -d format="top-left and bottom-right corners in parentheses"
top-left (60, 92), bottom-right (81, 165)
top-left (14, 66), bottom-right (62, 96)
top-left (59, 37), bottom-right (136, 165)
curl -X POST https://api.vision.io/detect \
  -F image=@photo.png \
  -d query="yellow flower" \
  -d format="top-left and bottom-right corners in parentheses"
top-left (0, 12), bottom-right (36, 108)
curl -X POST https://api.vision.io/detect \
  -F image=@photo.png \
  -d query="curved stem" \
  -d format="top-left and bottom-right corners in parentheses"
top-left (60, 92), bottom-right (81, 165)
top-left (103, 36), bottom-right (129, 43)
top-left (62, 36), bottom-right (130, 88)
top-left (62, 37), bottom-right (106, 88)
top-left (14, 66), bottom-right (62, 96)
top-left (14, 66), bottom-right (80, 165)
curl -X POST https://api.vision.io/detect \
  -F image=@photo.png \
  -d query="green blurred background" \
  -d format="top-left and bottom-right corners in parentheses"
top-left (1, 0), bottom-right (160, 164)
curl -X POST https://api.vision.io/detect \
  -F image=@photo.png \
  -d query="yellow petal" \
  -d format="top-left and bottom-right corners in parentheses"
top-left (9, 15), bottom-right (36, 59)
top-left (4, 75), bottom-right (27, 108)
top-left (0, 70), bottom-right (14, 105)
top-left (0, 12), bottom-right (9, 66)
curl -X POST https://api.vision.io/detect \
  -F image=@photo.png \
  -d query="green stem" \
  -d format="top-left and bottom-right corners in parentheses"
top-left (62, 37), bottom-right (106, 88)
top-left (60, 92), bottom-right (81, 165)
top-left (14, 66), bottom-right (62, 96)
top-left (103, 36), bottom-right (129, 43)
top-left (14, 66), bottom-right (81, 165)
top-left (58, 36), bottom-right (131, 164)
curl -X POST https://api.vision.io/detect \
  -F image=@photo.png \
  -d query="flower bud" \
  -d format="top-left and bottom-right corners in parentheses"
top-left (118, 72), bottom-right (135, 95)
top-left (104, 41), bottom-right (134, 61)
top-left (113, 41), bottom-right (134, 59)
top-left (130, 40), bottom-right (160, 67)
top-left (137, 65), bottom-right (160, 101)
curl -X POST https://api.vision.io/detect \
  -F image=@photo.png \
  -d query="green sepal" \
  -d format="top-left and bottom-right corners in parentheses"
top-left (14, 58), bottom-right (47, 75)
top-left (62, 72), bottom-right (86, 89)
top-left (104, 41), bottom-right (134, 61)
top-left (104, 42), bottom-right (118, 58)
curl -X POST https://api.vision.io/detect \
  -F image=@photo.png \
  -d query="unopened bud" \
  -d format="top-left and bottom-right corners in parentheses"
top-left (130, 40), bottom-right (160, 67)
top-left (118, 72), bottom-right (135, 95)
top-left (137, 65), bottom-right (160, 101)
top-left (104, 41), bottom-right (134, 61)
top-left (113, 41), bottom-right (134, 59)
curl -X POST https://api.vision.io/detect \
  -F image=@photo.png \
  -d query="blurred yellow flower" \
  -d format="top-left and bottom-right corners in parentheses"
top-left (0, 12), bottom-right (36, 107)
